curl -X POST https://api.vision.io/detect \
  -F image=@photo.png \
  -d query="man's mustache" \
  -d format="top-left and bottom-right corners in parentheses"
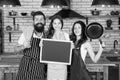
top-left (34, 23), bottom-right (44, 33)
top-left (35, 23), bottom-right (44, 27)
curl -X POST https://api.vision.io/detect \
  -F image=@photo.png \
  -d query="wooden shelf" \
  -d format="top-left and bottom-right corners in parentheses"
top-left (87, 15), bottom-right (120, 18)
top-left (7, 15), bottom-right (32, 18)
top-left (4, 30), bottom-right (22, 33)
top-left (7, 15), bottom-right (50, 19)
top-left (104, 30), bottom-right (120, 33)
top-left (86, 15), bottom-right (120, 24)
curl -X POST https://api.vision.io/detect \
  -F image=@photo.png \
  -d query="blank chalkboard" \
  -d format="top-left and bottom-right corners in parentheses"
top-left (40, 38), bottom-right (72, 65)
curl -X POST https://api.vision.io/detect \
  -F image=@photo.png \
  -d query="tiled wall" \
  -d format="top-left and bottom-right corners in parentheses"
top-left (2, 0), bottom-right (120, 53)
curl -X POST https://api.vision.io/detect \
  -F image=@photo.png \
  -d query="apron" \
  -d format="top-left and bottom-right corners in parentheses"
top-left (47, 32), bottom-right (68, 80)
top-left (16, 34), bottom-right (46, 80)
top-left (69, 47), bottom-right (91, 80)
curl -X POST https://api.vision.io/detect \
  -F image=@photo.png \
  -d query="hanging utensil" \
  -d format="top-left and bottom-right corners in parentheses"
top-left (9, 32), bottom-right (11, 42)
top-left (6, 25), bottom-right (12, 42)
top-left (86, 22), bottom-right (104, 39)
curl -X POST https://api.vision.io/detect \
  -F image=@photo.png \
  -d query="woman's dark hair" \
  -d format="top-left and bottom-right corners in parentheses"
top-left (47, 15), bottom-right (63, 38)
top-left (70, 21), bottom-right (87, 47)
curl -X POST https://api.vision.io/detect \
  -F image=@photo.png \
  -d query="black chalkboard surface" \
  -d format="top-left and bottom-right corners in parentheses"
top-left (40, 38), bottom-right (72, 65)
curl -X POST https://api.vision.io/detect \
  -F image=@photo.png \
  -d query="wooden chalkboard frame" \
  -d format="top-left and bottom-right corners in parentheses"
top-left (40, 38), bottom-right (72, 65)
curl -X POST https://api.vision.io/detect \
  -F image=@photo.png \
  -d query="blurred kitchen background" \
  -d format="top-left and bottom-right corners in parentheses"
top-left (0, 0), bottom-right (120, 80)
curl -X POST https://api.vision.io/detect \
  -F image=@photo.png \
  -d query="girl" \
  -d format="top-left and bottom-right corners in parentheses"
top-left (47, 15), bottom-right (70, 80)
top-left (69, 21), bottom-right (104, 80)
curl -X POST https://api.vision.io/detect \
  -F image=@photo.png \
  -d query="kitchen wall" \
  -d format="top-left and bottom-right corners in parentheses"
top-left (2, 0), bottom-right (120, 53)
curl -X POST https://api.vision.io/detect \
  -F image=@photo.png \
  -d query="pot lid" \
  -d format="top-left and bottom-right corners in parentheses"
top-left (92, 0), bottom-right (119, 6)
top-left (49, 9), bottom-right (86, 19)
top-left (41, 0), bottom-right (70, 8)
top-left (86, 22), bottom-right (104, 39)
top-left (0, 0), bottom-right (21, 6)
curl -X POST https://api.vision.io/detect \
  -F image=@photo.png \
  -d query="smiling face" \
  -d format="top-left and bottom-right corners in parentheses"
top-left (52, 18), bottom-right (62, 31)
top-left (33, 15), bottom-right (45, 33)
top-left (74, 23), bottom-right (82, 36)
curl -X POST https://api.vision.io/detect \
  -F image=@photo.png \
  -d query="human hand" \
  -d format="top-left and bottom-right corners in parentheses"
top-left (24, 41), bottom-right (31, 48)
top-left (39, 41), bottom-right (43, 47)
top-left (99, 39), bottom-right (105, 49)
top-left (71, 42), bottom-right (74, 49)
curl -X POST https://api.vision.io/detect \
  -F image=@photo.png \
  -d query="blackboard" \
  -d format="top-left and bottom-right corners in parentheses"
top-left (40, 38), bottom-right (72, 65)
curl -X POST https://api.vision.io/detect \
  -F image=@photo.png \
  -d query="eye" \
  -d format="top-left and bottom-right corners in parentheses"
top-left (35, 18), bottom-right (38, 21)
top-left (40, 18), bottom-right (44, 21)
top-left (54, 22), bottom-right (56, 24)
top-left (74, 27), bottom-right (77, 30)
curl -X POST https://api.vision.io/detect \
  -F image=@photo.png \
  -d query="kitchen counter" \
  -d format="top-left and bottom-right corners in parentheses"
top-left (0, 53), bottom-right (118, 80)
top-left (0, 51), bottom-right (118, 65)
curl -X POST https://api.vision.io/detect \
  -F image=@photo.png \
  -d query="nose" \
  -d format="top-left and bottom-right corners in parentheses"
top-left (37, 24), bottom-right (41, 27)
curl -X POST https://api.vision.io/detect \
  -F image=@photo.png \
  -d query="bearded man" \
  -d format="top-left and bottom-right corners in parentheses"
top-left (16, 11), bottom-right (46, 80)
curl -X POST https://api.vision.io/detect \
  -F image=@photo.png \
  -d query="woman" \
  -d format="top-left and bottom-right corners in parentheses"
top-left (69, 21), bottom-right (104, 80)
top-left (46, 15), bottom-right (70, 80)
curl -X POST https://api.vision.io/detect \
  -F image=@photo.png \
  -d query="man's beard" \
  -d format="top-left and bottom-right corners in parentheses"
top-left (34, 23), bottom-right (44, 33)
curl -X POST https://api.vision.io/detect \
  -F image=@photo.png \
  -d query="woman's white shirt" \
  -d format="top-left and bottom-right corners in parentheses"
top-left (63, 32), bottom-right (70, 40)
top-left (80, 41), bottom-right (88, 62)
top-left (52, 31), bottom-right (70, 40)
top-left (47, 31), bottom-right (69, 80)
top-left (48, 31), bottom-right (70, 69)
top-left (80, 41), bottom-right (94, 63)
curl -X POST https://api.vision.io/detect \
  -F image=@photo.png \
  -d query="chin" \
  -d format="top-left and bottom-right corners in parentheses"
top-left (75, 33), bottom-right (81, 36)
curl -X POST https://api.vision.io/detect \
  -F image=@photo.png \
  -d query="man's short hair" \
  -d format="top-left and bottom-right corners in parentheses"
top-left (32, 11), bottom-right (46, 20)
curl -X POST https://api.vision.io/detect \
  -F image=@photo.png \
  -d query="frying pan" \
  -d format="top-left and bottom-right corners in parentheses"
top-left (86, 22), bottom-right (104, 39)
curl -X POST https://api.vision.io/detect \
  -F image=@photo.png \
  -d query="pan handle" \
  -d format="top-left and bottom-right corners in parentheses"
top-left (9, 32), bottom-right (11, 42)
top-left (99, 39), bottom-right (102, 44)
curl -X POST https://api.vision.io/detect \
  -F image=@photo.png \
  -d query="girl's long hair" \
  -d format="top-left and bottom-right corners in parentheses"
top-left (47, 15), bottom-right (63, 38)
top-left (70, 21), bottom-right (87, 47)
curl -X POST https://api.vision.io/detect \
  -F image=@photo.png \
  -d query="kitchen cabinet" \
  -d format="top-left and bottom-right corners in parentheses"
top-left (0, 53), bottom-right (118, 80)
top-left (0, 61), bottom-right (118, 80)
top-left (108, 65), bottom-right (119, 80)
top-left (0, 64), bottom-right (116, 80)
top-left (87, 64), bottom-right (116, 80)
top-left (0, 64), bottom-right (18, 80)
top-left (85, 54), bottom-right (120, 80)
top-left (4, 69), bottom-right (17, 80)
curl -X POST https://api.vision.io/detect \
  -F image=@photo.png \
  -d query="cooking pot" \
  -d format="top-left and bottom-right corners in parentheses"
top-left (110, 11), bottom-right (119, 15)
top-left (6, 25), bottom-right (12, 31)
top-left (86, 22), bottom-right (104, 39)
top-left (9, 10), bottom-right (17, 16)
top-left (91, 9), bottom-right (101, 16)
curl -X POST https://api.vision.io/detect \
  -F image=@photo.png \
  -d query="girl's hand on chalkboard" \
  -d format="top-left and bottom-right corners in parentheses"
top-left (71, 42), bottom-right (75, 49)
top-left (39, 41), bottom-right (43, 47)
top-left (24, 41), bottom-right (31, 48)
top-left (99, 39), bottom-right (105, 49)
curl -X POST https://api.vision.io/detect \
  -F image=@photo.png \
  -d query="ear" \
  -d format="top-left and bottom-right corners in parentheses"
top-left (31, 11), bottom-right (35, 16)
top-left (44, 20), bottom-right (46, 26)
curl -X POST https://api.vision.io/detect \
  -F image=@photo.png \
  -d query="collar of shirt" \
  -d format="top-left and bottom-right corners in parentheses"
top-left (33, 33), bottom-right (43, 38)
